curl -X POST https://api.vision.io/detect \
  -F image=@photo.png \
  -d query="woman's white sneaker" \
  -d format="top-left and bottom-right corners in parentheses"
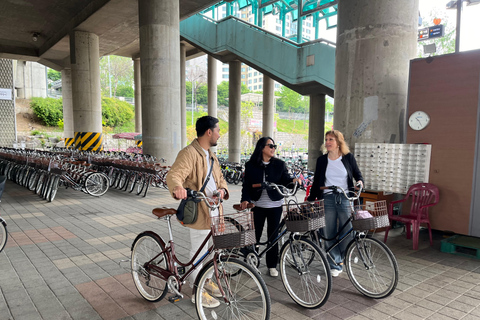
top-left (269, 268), bottom-right (279, 277)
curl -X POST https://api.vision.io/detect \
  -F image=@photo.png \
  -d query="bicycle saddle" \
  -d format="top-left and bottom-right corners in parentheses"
top-left (152, 207), bottom-right (177, 219)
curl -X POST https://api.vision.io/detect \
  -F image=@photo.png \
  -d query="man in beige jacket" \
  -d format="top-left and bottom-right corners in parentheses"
top-left (166, 116), bottom-right (229, 308)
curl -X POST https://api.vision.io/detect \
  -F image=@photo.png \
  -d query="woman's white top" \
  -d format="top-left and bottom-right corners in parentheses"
top-left (324, 156), bottom-right (348, 194)
top-left (254, 161), bottom-right (284, 208)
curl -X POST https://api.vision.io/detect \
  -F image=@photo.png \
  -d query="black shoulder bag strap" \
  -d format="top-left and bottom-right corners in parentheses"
top-left (200, 157), bottom-right (214, 193)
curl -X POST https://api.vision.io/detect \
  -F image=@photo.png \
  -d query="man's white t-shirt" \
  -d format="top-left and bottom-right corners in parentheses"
top-left (202, 148), bottom-right (219, 217)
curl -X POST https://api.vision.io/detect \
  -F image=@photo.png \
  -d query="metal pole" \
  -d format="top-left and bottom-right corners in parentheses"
top-left (455, 0), bottom-right (462, 53)
top-left (108, 56), bottom-right (112, 97)
top-left (191, 81), bottom-right (194, 126)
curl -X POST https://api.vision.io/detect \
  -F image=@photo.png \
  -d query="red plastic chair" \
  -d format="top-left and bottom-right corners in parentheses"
top-left (384, 183), bottom-right (439, 250)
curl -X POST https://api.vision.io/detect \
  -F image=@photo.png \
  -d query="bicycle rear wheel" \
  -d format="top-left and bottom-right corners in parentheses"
top-left (0, 219), bottom-right (7, 253)
top-left (195, 258), bottom-right (270, 320)
top-left (279, 238), bottom-right (331, 309)
top-left (345, 236), bottom-right (398, 299)
top-left (131, 232), bottom-right (168, 302)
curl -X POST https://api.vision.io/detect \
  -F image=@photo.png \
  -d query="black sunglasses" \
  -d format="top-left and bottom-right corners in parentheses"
top-left (266, 143), bottom-right (277, 149)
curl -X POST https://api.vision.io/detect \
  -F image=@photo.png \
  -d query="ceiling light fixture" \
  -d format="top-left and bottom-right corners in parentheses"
top-left (32, 33), bottom-right (39, 42)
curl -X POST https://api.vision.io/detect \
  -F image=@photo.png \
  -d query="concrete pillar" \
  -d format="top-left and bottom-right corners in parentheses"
top-left (228, 61), bottom-right (241, 163)
top-left (15, 60), bottom-right (25, 99)
top-left (334, 0), bottom-right (418, 146)
top-left (208, 55), bottom-right (218, 153)
top-left (308, 94), bottom-right (325, 171)
top-left (70, 31), bottom-right (103, 151)
top-left (133, 57), bottom-right (142, 133)
top-left (180, 44), bottom-right (187, 148)
top-left (262, 75), bottom-right (274, 138)
top-left (138, 0), bottom-right (181, 164)
top-left (207, 55), bottom-right (218, 119)
top-left (61, 68), bottom-right (74, 148)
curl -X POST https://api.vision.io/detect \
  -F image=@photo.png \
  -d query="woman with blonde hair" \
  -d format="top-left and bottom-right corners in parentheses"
top-left (307, 130), bottom-right (364, 277)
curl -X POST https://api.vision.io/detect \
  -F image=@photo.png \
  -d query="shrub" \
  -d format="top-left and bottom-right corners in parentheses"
top-left (30, 97), bottom-right (63, 126)
top-left (101, 97), bottom-right (135, 127)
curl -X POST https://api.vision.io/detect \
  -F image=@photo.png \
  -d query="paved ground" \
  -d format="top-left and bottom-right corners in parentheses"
top-left (1, 179), bottom-right (480, 320)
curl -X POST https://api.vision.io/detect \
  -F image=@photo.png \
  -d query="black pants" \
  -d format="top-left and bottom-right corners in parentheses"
top-left (253, 206), bottom-right (282, 269)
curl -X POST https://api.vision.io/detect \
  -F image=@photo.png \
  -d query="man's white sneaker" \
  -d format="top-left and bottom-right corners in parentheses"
top-left (269, 268), bottom-right (279, 277)
top-left (204, 279), bottom-right (222, 298)
top-left (191, 290), bottom-right (220, 308)
top-left (331, 269), bottom-right (343, 277)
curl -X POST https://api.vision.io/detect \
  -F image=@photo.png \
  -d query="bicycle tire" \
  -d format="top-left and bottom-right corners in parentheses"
top-left (131, 232), bottom-right (168, 302)
top-left (345, 236), bottom-right (398, 299)
top-left (195, 258), bottom-right (270, 320)
top-left (117, 172), bottom-right (128, 190)
top-left (48, 176), bottom-right (60, 202)
top-left (28, 171), bottom-right (38, 191)
top-left (84, 173), bottom-right (109, 197)
top-left (136, 175), bottom-right (146, 195)
top-left (279, 238), bottom-right (331, 309)
top-left (128, 173), bottom-right (138, 193)
top-left (42, 174), bottom-right (51, 200)
top-left (0, 220), bottom-right (7, 253)
top-left (35, 172), bottom-right (45, 195)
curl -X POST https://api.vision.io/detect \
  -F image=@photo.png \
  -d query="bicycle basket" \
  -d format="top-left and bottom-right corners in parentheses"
top-left (351, 200), bottom-right (389, 231)
top-left (211, 211), bottom-right (256, 250)
top-left (283, 200), bottom-right (325, 232)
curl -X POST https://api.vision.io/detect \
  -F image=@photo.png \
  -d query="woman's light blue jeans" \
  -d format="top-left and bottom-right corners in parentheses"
top-left (323, 192), bottom-right (353, 271)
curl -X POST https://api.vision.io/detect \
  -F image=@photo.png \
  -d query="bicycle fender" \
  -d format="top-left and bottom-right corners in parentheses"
top-left (131, 231), bottom-right (166, 251)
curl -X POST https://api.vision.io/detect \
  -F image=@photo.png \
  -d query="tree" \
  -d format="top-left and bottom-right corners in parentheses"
top-left (99, 55), bottom-right (134, 97)
top-left (277, 86), bottom-right (303, 117)
top-left (186, 59), bottom-right (207, 111)
top-left (417, 9), bottom-right (455, 58)
top-left (47, 69), bottom-right (61, 82)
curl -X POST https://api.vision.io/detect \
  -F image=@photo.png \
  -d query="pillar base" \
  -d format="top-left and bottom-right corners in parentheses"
top-left (74, 132), bottom-right (103, 151)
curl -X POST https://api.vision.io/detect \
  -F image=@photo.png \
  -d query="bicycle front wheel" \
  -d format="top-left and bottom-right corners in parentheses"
top-left (84, 173), bottom-right (109, 196)
top-left (131, 233), bottom-right (168, 302)
top-left (279, 238), bottom-right (331, 309)
top-left (0, 219), bottom-right (7, 253)
top-left (345, 236), bottom-right (398, 299)
top-left (195, 258), bottom-right (270, 320)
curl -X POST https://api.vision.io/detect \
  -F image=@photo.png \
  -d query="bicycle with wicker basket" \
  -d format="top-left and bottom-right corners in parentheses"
top-left (310, 185), bottom-right (399, 299)
top-left (231, 181), bottom-right (332, 309)
top-left (130, 189), bottom-right (271, 320)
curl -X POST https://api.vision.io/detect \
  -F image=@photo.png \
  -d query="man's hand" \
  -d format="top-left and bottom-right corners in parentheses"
top-left (215, 188), bottom-right (226, 200)
top-left (173, 186), bottom-right (187, 200)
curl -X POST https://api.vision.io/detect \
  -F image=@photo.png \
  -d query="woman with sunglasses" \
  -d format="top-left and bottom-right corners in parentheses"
top-left (240, 137), bottom-right (301, 277)
top-left (307, 130), bottom-right (364, 277)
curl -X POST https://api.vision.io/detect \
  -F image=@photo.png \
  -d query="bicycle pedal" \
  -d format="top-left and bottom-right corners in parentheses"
top-left (168, 295), bottom-right (182, 303)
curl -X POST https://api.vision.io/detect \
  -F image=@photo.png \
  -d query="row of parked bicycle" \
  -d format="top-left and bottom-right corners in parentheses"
top-left (0, 148), bottom-right (171, 201)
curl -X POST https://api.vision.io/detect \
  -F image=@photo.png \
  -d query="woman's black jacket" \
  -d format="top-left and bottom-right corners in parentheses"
top-left (241, 158), bottom-right (294, 202)
top-left (307, 153), bottom-right (364, 201)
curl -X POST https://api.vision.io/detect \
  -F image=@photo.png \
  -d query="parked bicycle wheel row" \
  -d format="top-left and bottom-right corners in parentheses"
top-left (93, 158), bottom-right (169, 197)
top-left (0, 148), bottom-right (109, 202)
top-left (219, 160), bottom-right (244, 185)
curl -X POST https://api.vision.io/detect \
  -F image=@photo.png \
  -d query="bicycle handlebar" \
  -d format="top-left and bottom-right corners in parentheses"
top-left (252, 181), bottom-right (299, 198)
top-left (320, 184), bottom-right (363, 201)
top-left (186, 188), bottom-right (222, 211)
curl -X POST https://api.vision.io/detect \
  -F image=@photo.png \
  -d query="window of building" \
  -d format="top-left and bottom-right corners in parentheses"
top-left (241, 67), bottom-right (245, 72)
top-left (254, 85), bottom-right (257, 90)
top-left (276, 26), bottom-right (281, 32)
top-left (254, 72), bottom-right (258, 76)
top-left (286, 22), bottom-right (290, 27)
top-left (306, 22), bottom-right (311, 27)
top-left (248, 86), bottom-right (252, 90)
top-left (223, 74), bottom-right (229, 79)
top-left (259, 85), bottom-right (262, 89)
top-left (248, 79), bottom-right (252, 84)
top-left (241, 14), bottom-right (246, 18)
top-left (249, 17), bottom-right (253, 23)
top-left (254, 78), bottom-right (257, 83)
top-left (305, 29), bottom-right (311, 34)
top-left (275, 83), bottom-right (280, 88)
top-left (222, 67), bottom-right (229, 72)
top-left (276, 19), bottom-right (281, 24)
top-left (259, 77), bottom-right (263, 82)
top-left (241, 74), bottom-right (246, 79)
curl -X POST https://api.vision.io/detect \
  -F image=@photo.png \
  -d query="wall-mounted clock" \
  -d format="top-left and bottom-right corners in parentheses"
top-left (409, 111), bottom-right (430, 130)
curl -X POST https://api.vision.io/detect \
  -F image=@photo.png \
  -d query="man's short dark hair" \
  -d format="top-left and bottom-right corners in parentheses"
top-left (196, 116), bottom-right (219, 137)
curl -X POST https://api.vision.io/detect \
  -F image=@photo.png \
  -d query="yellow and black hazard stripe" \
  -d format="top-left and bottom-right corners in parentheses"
top-left (65, 137), bottom-right (74, 149)
top-left (74, 132), bottom-right (103, 151)
top-left (135, 140), bottom-right (142, 147)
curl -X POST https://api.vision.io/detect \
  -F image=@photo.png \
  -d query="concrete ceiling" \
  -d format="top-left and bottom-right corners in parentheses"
top-left (0, 0), bottom-right (218, 70)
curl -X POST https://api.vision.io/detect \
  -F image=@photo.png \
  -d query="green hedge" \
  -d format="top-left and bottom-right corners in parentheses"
top-left (30, 97), bottom-right (63, 126)
top-left (30, 97), bottom-right (134, 127)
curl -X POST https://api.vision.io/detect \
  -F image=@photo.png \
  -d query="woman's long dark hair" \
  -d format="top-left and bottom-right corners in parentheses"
top-left (248, 136), bottom-right (275, 166)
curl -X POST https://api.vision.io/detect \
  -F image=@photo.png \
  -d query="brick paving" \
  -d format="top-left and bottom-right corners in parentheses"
top-left (0, 179), bottom-right (480, 320)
